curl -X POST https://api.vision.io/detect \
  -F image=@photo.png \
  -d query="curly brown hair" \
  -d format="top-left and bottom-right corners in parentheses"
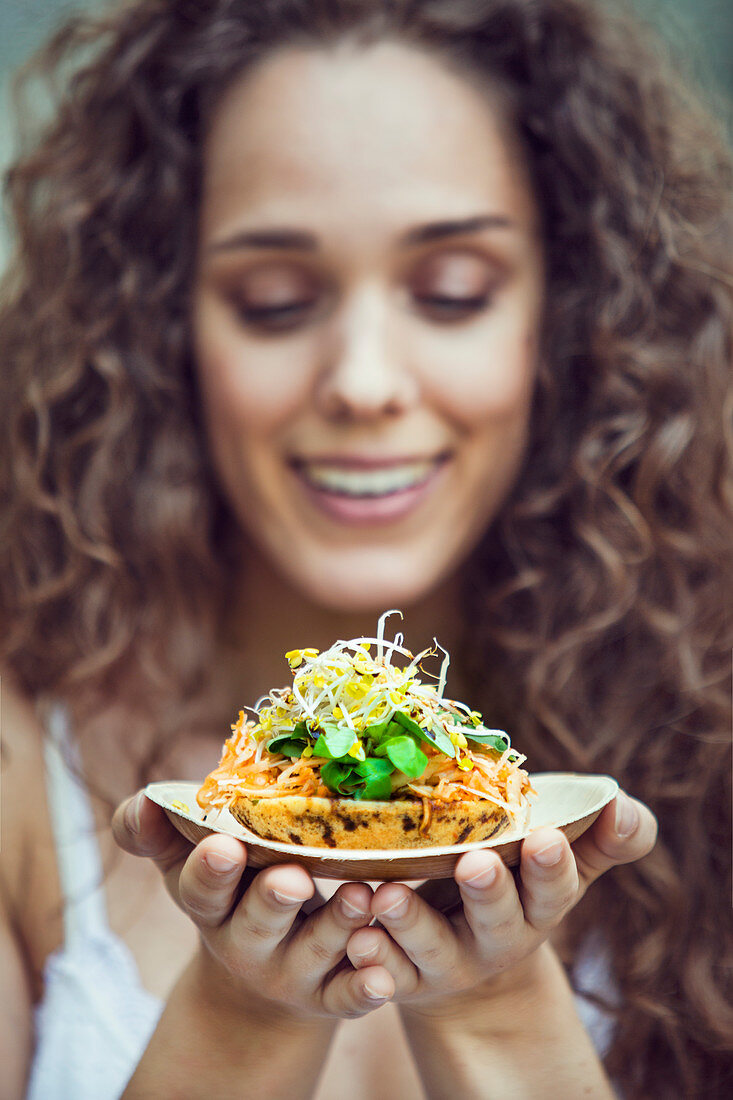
top-left (1, 1), bottom-right (731, 1096)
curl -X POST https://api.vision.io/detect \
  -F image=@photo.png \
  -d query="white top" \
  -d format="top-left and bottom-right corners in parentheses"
top-left (26, 705), bottom-right (162, 1100)
top-left (27, 703), bottom-right (617, 1099)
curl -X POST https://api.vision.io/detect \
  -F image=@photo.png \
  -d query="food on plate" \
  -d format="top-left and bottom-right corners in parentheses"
top-left (197, 611), bottom-right (534, 849)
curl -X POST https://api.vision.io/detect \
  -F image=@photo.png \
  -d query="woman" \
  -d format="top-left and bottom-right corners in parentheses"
top-left (0, 1), bottom-right (730, 1097)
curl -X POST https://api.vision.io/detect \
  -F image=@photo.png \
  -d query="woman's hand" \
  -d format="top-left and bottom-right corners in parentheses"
top-left (345, 790), bottom-right (657, 1016)
top-left (112, 791), bottom-right (395, 1023)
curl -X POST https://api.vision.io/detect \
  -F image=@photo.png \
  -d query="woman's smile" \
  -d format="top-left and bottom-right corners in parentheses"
top-left (289, 452), bottom-right (451, 525)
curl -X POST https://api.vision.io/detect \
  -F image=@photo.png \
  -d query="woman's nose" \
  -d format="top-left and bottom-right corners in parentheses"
top-left (314, 284), bottom-right (418, 421)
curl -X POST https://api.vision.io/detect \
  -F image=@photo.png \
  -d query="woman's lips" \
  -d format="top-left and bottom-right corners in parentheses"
top-left (291, 455), bottom-right (450, 525)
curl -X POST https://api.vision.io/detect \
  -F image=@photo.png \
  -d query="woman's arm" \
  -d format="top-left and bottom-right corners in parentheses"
top-left (400, 944), bottom-right (614, 1100)
top-left (0, 884), bottom-right (34, 1099)
top-left (123, 949), bottom-right (336, 1100)
top-left (0, 683), bottom-right (54, 1100)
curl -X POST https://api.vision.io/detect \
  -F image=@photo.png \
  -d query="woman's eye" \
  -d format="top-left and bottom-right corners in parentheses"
top-left (414, 294), bottom-right (491, 321)
top-left (231, 290), bottom-right (493, 332)
top-left (235, 300), bottom-right (315, 332)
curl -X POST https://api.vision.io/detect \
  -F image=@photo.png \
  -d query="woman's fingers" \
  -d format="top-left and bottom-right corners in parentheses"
top-left (178, 834), bottom-right (250, 927)
top-left (227, 863), bottom-right (316, 959)
top-left (571, 793), bottom-right (658, 892)
top-left (287, 883), bottom-right (375, 990)
top-left (370, 884), bottom-right (460, 979)
top-left (112, 792), bottom-right (195, 901)
top-left (453, 848), bottom-right (527, 943)
top-left (347, 924), bottom-right (420, 996)
top-left (321, 961), bottom-right (395, 1018)
top-left (517, 828), bottom-right (579, 934)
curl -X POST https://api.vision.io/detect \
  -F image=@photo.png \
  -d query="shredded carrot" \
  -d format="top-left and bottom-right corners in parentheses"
top-left (197, 719), bottom-right (533, 815)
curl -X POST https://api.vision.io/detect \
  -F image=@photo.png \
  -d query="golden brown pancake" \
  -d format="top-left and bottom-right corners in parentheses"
top-left (229, 794), bottom-right (511, 849)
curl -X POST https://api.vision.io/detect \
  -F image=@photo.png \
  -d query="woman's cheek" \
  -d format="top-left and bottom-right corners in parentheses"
top-left (194, 301), bottom-right (315, 429)
top-left (421, 334), bottom-right (537, 426)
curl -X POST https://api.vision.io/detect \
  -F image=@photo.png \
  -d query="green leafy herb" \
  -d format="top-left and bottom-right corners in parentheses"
top-left (320, 759), bottom-right (356, 795)
top-left (391, 710), bottom-right (425, 740)
top-left (266, 732), bottom-right (308, 756)
top-left (313, 723), bottom-right (357, 759)
top-left (465, 728), bottom-right (510, 754)
top-left (320, 756), bottom-right (394, 800)
top-left (352, 757), bottom-right (394, 800)
top-left (381, 736), bottom-right (428, 779)
top-left (362, 718), bottom-right (393, 741)
top-left (423, 723), bottom-right (457, 757)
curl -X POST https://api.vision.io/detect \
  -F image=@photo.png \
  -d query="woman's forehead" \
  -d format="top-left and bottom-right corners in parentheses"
top-left (198, 40), bottom-right (538, 246)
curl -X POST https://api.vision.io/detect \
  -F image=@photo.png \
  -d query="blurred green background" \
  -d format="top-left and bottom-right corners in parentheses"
top-left (1, 0), bottom-right (731, 258)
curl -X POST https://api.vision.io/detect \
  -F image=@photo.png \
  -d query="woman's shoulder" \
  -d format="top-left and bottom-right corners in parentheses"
top-left (0, 676), bottom-right (64, 995)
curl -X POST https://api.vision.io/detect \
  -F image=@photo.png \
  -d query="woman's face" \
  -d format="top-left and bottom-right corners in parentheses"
top-left (193, 41), bottom-right (544, 612)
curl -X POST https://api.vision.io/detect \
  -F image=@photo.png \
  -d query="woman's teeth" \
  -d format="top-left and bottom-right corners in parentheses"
top-left (299, 460), bottom-right (437, 497)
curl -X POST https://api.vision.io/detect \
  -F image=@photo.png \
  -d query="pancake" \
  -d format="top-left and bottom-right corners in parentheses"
top-left (229, 793), bottom-right (512, 849)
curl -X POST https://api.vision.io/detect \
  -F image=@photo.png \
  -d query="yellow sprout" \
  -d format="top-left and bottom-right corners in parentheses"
top-left (348, 740), bottom-right (366, 761)
top-left (285, 650), bottom-right (303, 668)
top-left (353, 655), bottom-right (373, 674)
top-left (448, 729), bottom-right (468, 748)
top-left (302, 746), bottom-right (313, 758)
top-left (456, 755), bottom-right (474, 771)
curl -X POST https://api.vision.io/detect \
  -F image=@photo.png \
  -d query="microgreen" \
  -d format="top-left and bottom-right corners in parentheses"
top-left (351, 757), bottom-right (394, 800)
top-left (423, 723), bottom-right (457, 757)
top-left (248, 618), bottom-right (521, 809)
top-left (391, 710), bottom-right (425, 739)
top-left (312, 723), bottom-right (357, 759)
top-left (320, 760), bottom-right (356, 795)
top-left (362, 718), bottom-right (393, 741)
top-left (381, 736), bottom-right (428, 779)
top-left (266, 732), bottom-right (309, 757)
top-left (464, 728), bottom-right (511, 754)
top-left (320, 756), bottom-right (394, 800)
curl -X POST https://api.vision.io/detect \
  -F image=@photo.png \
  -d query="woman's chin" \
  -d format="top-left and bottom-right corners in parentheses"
top-left (277, 551), bottom-right (445, 615)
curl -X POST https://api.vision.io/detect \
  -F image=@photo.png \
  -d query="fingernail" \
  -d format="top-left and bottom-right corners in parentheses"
top-left (533, 840), bottom-right (564, 867)
top-left (340, 896), bottom-right (368, 919)
top-left (204, 851), bottom-right (239, 875)
top-left (353, 942), bottom-right (379, 960)
top-left (615, 792), bottom-right (639, 838)
top-left (364, 983), bottom-right (390, 1002)
top-left (464, 864), bottom-right (498, 889)
top-left (124, 792), bottom-right (143, 834)
top-left (378, 895), bottom-right (409, 920)
top-left (272, 890), bottom-right (307, 907)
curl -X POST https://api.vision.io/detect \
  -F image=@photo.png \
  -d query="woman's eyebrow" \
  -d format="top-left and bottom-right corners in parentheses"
top-left (208, 213), bottom-right (514, 253)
